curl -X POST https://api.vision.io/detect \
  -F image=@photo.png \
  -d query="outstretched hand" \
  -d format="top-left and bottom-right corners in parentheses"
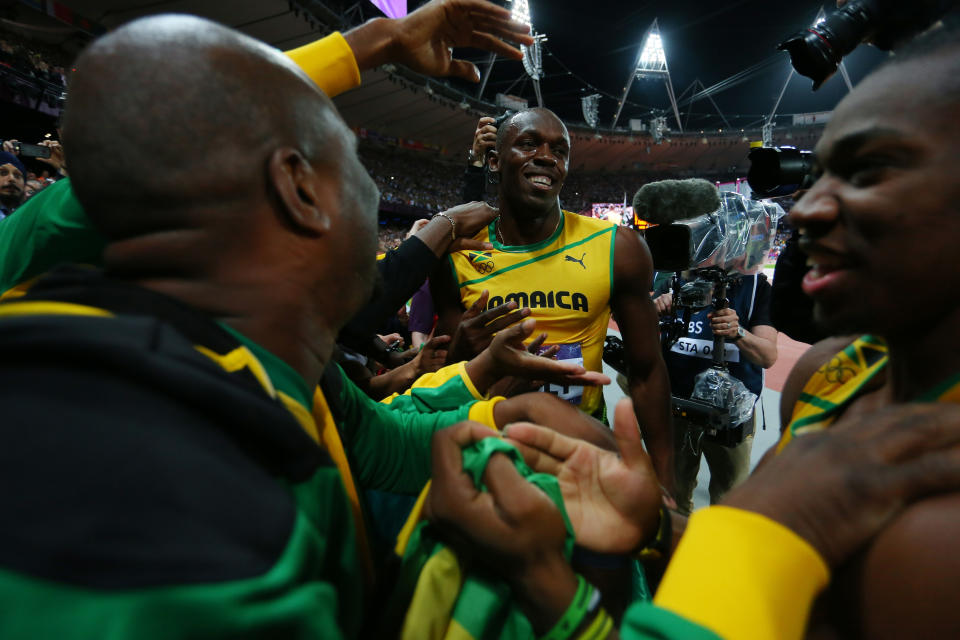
top-left (487, 318), bottom-right (609, 389)
top-left (448, 289), bottom-right (529, 362)
top-left (504, 398), bottom-right (662, 554)
top-left (387, 0), bottom-right (534, 82)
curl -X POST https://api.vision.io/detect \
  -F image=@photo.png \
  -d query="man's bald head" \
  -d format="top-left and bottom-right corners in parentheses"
top-left (63, 15), bottom-right (346, 238)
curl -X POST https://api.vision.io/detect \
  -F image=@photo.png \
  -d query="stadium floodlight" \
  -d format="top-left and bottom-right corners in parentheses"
top-left (635, 32), bottom-right (668, 78)
top-left (612, 19), bottom-right (682, 132)
top-left (510, 0), bottom-right (531, 26)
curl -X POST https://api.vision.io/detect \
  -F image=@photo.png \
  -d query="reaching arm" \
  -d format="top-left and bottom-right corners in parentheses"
top-left (611, 228), bottom-right (675, 494)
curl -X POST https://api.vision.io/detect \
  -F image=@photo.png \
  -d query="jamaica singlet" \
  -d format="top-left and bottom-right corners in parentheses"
top-left (449, 211), bottom-right (616, 415)
top-left (777, 334), bottom-right (960, 453)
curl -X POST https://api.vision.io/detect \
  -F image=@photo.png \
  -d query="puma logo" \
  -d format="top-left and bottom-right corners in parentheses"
top-left (565, 252), bottom-right (586, 269)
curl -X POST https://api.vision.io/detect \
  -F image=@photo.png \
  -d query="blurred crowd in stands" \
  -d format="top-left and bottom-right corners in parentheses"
top-left (0, 33), bottom-right (68, 86)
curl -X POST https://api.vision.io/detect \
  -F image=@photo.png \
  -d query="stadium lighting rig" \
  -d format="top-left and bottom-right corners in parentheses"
top-left (611, 19), bottom-right (682, 132)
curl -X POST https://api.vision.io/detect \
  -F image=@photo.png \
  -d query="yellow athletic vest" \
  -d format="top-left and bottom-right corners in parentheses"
top-left (449, 211), bottom-right (616, 415)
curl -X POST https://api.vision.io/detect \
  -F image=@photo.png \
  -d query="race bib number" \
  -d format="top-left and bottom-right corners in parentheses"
top-left (670, 338), bottom-right (740, 363)
top-left (538, 343), bottom-right (584, 406)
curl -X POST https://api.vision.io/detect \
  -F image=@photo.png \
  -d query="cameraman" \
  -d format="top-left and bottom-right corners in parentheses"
top-left (653, 273), bottom-right (778, 514)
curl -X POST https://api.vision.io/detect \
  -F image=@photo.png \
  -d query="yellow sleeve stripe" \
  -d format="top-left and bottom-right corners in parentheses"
top-left (0, 300), bottom-right (113, 318)
top-left (654, 506), bottom-right (829, 640)
top-left (284, 32), bottom-right (360, 98)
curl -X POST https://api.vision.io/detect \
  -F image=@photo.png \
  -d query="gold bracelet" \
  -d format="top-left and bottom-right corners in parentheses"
top-left (432, 212), bottom-right (456, 240)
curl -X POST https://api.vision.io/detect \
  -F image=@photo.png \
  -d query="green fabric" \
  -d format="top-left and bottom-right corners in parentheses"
top-left (620, 602), bottom-right (723, 640)
top-left (0, 178), bottom-right (105, 293)
top-left (336, 364), bottom-right (476, 495)
top-left (0, 466), bottom-right (361, 640)
top-left (219, 322), bottom-right (314, 411)
top-left (393, 437), bottom-right (574, 640)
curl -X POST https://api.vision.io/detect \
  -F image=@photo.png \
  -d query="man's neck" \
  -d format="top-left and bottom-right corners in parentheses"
top-left (497, 200), bottom-right (562, 247)
top-left (137, 276), bottom-right (333, 390)
top-left (882, 308), bottom-right (960, 402)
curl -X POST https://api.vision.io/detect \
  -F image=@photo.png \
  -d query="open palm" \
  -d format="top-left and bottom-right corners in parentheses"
top-left (505, 399), bottom-right (662, 554)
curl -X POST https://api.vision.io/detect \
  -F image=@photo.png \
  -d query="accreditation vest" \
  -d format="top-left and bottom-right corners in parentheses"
top-left (449, 211), bottom-right (616, 415)
top-left (663, 275), bottom-right (765, 401)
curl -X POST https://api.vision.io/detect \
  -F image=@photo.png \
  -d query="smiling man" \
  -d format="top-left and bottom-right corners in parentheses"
top-left (776, 26), bottom-right (960, 638)
top-left (432, 108), bottom-right (675, 491)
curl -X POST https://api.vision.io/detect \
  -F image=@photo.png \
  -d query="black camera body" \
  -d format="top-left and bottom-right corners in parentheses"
top-left (778, 0), bottom-right (957, 89)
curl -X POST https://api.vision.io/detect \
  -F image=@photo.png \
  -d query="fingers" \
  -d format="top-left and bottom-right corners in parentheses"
top-left (839, 404), bottom-right (960, 462)
top-left (506, 437), bottom-right (564, 475)
top-left (611, 398), bottom-right (652, 470)
top-left (526, 332), bottom-right (548, 354)
top-left (426, 334), bottom-right (453, 348)
top-left (565, 371), bottom-right (611, 387)
top-left (503, 421), bottom-right (581, 462)
top-left (453, 239), bottom-right (495, 252)
top-left (429, 421), bottom-right (501, 522)
top-left (484, 307), bottom-right (530, 332)
top-left (483, 452), bottom-right (554, 523)
top-left (539, 345), bottom-right (560, 359)
top-left (466, 31), bottom-right (524, 61)
top-left (464, 290), bottom-right (490, 320)
top-left (497, 317), bottom-right (537, 346)
top-left (884, 446), bottom-right (960, 500)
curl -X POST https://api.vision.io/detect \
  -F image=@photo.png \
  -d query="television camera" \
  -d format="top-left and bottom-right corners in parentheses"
top-left (606, 182), bottom-right (785, 446)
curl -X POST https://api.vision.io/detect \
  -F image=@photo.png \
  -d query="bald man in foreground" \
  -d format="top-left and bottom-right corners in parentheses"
top-left (2, 11), bottom-right (960, 640)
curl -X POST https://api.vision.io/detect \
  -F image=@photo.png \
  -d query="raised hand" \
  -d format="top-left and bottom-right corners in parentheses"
top-left (471, 116), bottom-right (497, 167)
top-left (412, 334), bottom-right (451, 376)
top-left (448, 289), bottom-right (529, 362)
top-left (444, 201), bottom-right (499, 252)
top-left (388, 0), bottom-right (533, 82)
top-left (471, 318), bottom-right (609, 395)
top-left (504, 398), bottom-right (662, 554)
top-left (345, 0), bottom-right (533, 83)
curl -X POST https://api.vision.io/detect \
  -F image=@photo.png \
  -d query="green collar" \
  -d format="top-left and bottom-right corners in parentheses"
top-left (488, 210), bottom-right (567, 253)
top-left (217, 322), bottom-right (314, 411)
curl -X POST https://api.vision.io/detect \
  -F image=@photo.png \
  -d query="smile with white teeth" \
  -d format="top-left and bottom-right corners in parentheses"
top-left (528, 175), bottom-right (553, 188)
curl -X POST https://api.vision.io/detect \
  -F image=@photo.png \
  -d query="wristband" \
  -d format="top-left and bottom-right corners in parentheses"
top-left (432, 212), bottom-right (456, 240)
top-left (540, 575), bottom-right (597, 640)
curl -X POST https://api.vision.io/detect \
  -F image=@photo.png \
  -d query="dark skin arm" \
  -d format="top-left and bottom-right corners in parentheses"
top-left (611, 228), bottom-right (675, 494)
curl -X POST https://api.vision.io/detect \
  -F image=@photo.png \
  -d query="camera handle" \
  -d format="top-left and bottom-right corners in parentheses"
top-left (711, 278), bottom-right (730, 369)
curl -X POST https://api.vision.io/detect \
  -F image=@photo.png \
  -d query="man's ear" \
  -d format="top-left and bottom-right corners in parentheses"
top-left (487, 149), bottom-right (500, 174)
top-left (268, 147), bottom-right (336, 235)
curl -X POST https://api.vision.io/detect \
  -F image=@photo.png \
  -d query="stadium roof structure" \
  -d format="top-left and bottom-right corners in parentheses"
top-left (26, 0), bottom-right (889, 170)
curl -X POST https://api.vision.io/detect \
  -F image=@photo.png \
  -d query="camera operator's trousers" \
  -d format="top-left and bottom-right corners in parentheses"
top-left (673, 414), bottom-right (754, 516)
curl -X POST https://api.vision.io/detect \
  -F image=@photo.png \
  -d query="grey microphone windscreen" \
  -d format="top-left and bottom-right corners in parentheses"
top-left (632, 179), bottom-right (721, 226)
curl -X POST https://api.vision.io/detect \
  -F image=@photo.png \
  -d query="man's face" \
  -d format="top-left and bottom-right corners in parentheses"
top-left (490, 110), bottom-right (570, 216)
top-left (789, 55), bottom-right (960, 337)
top-left (0, 163), bottom-right (25, 207)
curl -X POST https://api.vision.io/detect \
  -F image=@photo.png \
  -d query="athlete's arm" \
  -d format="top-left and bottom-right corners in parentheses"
top-left (611, 227), bottom-right (675, 494)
